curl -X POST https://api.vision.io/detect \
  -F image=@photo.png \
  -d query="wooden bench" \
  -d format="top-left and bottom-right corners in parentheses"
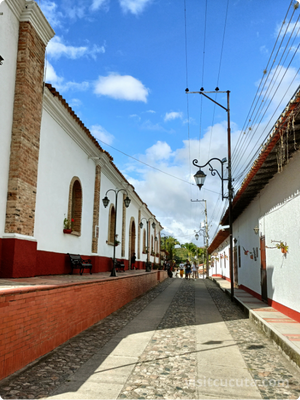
top-left (68, 253), bottom-right (92, 275)
top-left (115, 259), bottom-right (125, 272)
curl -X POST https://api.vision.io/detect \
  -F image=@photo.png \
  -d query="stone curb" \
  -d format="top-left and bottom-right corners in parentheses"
top-left (209, 277), bottom-right (300, 370)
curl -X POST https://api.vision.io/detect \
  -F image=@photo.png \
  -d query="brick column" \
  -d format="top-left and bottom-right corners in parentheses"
top-left (138, 209), bottom-right (141, 259)
top-left (1, 1), bottom-right (54, 278)
top-left (121, 193), bottom-right (126, 258)
top-left (92, 165), bottom-right (101, 253)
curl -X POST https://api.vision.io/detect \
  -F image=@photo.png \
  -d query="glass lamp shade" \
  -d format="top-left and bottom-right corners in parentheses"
top-left (139, 222), bottom-right (143, 229)
top-left (155, 236), bottom-right (158, 242)
top-left (195, 233), bottom-right (199, 240)
top-left (152, 222), bottom-right (156, 229)
top-left (102, 196), bottom-right (110, 208)
top-left (194, 168), bottom-right (206, 190)
top-left (124, 196), bottom-right (131, 208)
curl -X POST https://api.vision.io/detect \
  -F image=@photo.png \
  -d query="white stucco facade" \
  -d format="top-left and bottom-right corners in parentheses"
top-left (0, 0), bottom-right (162, 277)
top-left (212, 150), bottom-right (300, 315)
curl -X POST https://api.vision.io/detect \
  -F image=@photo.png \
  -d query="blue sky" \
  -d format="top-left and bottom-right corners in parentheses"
top-left (41, 0), bottom-right (300, 245)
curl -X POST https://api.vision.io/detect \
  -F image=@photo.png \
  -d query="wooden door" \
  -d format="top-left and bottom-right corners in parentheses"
top-left (233, 246), bottom-right (238, 287)
top-left (260, 235), bottom-right (268, 302)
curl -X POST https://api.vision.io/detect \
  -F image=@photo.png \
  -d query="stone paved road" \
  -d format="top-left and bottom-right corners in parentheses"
top-left (0, 278), bottom-right (299, 399)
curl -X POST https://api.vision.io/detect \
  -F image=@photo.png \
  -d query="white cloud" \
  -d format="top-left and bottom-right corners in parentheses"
top-left (119, 0), bottom-right (152, 15)
top-left (260, 45), bottom-right (268, 56)
top-left (45, 61), bottom-right (89, 92)
top-left (94, 72), bottom-right (149, 102)
top-left (146, 110), bottom-right (156, 113)
top-left (91, 0), bottom-right (110, 11)
top-left (90, 125), bottom-right (114, 145)
top-left (40, 1), bottom-right (64, 27)
top-left (141, 120), bottom-right (169, 131)
top-left (45, 61), bottom-right (64, 86)
top-left (145, 141), bottom-right (173, 162)
top-left (276, 21), bottom-right (300, 37)
top-left (69, 99), bottom-right (82, 108)
top-left (65, 5), bottom-right (86, 20)
top-left (47, 37), bottom-right (105, 60)
top-left (164, 111), bottom-right (183, 122)
top-left (123, 122), bottom-right (244, 244)
top-left (129, 114), bottom-right (141, 121)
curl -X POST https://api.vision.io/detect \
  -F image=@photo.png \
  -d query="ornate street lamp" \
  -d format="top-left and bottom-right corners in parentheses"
top-left (140, 217), bottom-right (156, 272)
top-left (187, 88), bottom-right (235, 301)
top-left (102, 188), bottom-right (131, 277)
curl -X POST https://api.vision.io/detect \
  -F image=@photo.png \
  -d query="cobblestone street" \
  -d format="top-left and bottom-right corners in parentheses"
top-left (0, 278), bottom-right (299, 399)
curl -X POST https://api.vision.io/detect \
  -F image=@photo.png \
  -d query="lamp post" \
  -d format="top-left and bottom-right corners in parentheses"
top-left (102, 189), bottom-right (131, 277)
top-left (160, 232), bottom-right (167, 261)
top-left (187, 88), bottom-right (234, 301)
top-left (139, 217), bottom-right (156, 272)
top-left (192, 198), bottom-right (209, 277)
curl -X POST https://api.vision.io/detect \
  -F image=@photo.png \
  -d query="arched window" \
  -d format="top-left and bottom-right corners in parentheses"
top-left (68, 177), bottom-right (82, 235)
top-left (108, 204), bottom-right (116, 244)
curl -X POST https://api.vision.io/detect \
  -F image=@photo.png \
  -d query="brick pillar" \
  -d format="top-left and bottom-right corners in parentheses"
top-left (138, 209), bottom-right (141, 259)
top-left (1, 1), bottom-right (54, 278)
top-left (121, 193), bottom-right (126, 258)
top-left (92, 165), bottom-right (101, 253)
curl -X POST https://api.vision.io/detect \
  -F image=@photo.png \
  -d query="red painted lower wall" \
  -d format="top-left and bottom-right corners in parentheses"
top-left (212, 273), bottom-right (231, 282)
top-left (0, 238), bottom-right (158, 278)
top-left (239, 284), bottom-right (262, 301)
top-left (0, 270), bottom-right (168, 380)
top-left (0, 238), bottom-right (38, 278)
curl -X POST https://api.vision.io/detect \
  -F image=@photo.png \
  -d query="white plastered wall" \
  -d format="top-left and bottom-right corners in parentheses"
top-left (212, 241), bottom-right (231, 280)
top-left (0, 0), bottom-right (25, 236)
top-left (233, 150), bottom-right (300, 313)
top-left (35, 107), bottom-right (96, 255)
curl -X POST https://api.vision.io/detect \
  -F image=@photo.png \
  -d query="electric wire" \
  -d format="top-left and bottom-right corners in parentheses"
top-left (232, 0), bottom-right (295, 167)
top-left (232, 10), bottom-right (300, 174)
top-left (233, 79), bottom-right (300, 191)
top-left (233, 46), bottom-right (300, 185)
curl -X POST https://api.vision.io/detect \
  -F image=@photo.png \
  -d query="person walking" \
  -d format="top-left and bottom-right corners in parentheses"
top-left (192, 262), bottom-right (198, 280)
top-left (131, 253), bottom-right (136, 270)
top-left (185, 259), bottom-right (191, 280)
top-left (179, 261), bottom-right (185, 278)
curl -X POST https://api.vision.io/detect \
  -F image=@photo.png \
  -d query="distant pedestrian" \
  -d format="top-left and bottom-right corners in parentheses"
top-left (131, 253), bottom-right (136, 270)
top-left (192, 262), bottom-right (198, 280)
top-left (185, 259), bottom-right (191, 279)
top-left (167, 261), bottom-right (173, 278)
top-left (179, 262), bottom-right (185, 278)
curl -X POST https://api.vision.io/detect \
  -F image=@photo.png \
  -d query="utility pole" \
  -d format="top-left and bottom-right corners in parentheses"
top-left (191, 199), bottom-right (209, 277)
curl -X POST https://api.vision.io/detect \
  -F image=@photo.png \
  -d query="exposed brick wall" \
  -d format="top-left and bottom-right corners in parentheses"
top-left (5, 21), bottom-right (46, 236)
top-left (92, 165), bottom-right (101, 253)
top-left (121, 193), bottom-right (126, 257)
top-left (138, 209), bottom-right (141, 258)
top-left (0, 272), bottom-right (167, 380)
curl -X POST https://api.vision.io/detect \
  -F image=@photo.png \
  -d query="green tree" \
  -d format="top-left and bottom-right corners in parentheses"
top-left (181, 242), bottom-right (197, 260)
top-left (161, 236), bottom-right (180, 261)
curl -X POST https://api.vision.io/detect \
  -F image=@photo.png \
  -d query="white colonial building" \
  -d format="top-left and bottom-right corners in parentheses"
top-left (0, 0), bottom-right (162, 278)
top-left (209, 88), bottom-right (300, 322)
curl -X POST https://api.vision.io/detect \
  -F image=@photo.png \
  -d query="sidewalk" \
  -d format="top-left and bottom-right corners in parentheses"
top-left (210, 276), bottom-right (300, 369)
top-left (0, 270), bottom-right (145, 292)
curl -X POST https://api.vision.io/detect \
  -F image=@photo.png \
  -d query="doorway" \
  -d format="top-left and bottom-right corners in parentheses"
top-left (233, 246), bottom-right (238, 287)
top-left (260, 235), bottom-right (268, 303)
top-left (128, 219), bottom-right (136, 269)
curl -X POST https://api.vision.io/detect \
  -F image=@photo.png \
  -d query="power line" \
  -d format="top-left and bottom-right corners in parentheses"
top-left (232, 0), bottom-right (295, 168)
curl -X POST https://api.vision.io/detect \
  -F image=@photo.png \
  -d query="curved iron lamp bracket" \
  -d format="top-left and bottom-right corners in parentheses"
top-left (192, 158), bottom-right (229, 200)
